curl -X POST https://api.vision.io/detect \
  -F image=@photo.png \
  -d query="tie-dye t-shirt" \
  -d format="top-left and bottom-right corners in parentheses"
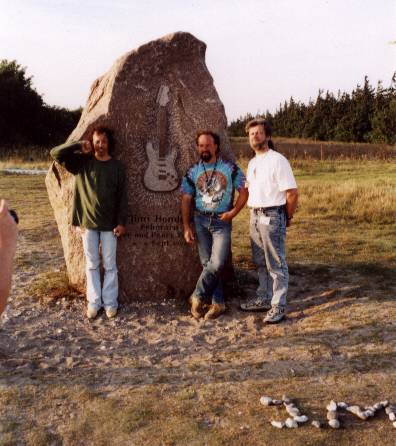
top-left (180, 158), bottom-right (246, 213)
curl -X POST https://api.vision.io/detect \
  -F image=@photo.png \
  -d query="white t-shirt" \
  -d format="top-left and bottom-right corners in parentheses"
top-left (246, 149), bottom-right (297, 207)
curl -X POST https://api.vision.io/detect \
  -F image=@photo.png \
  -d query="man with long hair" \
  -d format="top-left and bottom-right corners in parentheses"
top-left (51, 126), bottom-right (127, 319)
top-left (240, 119), bottom-right (298, 323)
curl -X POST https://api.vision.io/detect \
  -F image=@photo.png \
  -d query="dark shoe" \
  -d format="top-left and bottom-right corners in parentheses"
top-left (240, 298), bottom-right (271, 312)
top-left (204, 303), bottom-right (226, 320)
top-left (264, 305), bottom-right (286, 323)
top-left (190, 295), bottom-right (203, 319)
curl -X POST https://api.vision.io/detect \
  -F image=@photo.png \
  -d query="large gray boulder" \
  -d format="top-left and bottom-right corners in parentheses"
top-left (46, 31), bottom-right (235, 301)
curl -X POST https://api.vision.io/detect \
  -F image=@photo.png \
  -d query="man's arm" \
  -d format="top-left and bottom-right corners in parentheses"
top-left (219, 187), bottom-right (249, 222)
top-left (0, 200), bottom-right (18, 315)
top-left (50, 140), bottom-right (92, 174)
top-left (285, 188), bottom-right (298, 227)
top-left (181, 194), bottom-right (195, 244)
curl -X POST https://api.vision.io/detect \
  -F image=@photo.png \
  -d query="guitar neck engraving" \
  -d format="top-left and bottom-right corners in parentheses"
top-left (143, 84), bottom-right (179, 192)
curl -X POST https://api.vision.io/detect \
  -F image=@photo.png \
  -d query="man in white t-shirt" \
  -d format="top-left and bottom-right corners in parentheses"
top-left (240, 119), bottom-right (298, 323)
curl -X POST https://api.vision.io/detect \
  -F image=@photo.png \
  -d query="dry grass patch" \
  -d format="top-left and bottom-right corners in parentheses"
top-left (28, 270), bottom-right (82, 303)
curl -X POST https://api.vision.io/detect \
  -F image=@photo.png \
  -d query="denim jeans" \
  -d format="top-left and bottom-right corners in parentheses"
top-left (193, 213), bottom-right (231, 304)
top-left (81, 229), bottom-right (118, 310)
top-left (250, 207), bottom-right (288, 307)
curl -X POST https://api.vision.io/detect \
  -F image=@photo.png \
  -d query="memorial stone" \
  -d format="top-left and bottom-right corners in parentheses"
top-left (46, 31), bottom-right (236, 301)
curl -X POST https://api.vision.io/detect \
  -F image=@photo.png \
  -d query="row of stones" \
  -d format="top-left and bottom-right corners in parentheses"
top-left (260, 395), bottom-right (396, 429)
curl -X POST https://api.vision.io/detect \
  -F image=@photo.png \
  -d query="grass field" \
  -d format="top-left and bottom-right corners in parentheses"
top-left (0, 151), bottom-right (395, 445)
top-left (233, 158), bottom-right (396, 280)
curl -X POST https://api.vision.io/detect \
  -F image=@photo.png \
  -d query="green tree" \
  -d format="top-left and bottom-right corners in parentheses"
top-left (0, 59), bottom-right (43, 144)
top-left (369, 74), bottom-right (396, 144)
top-left (349, 76), bottom-right (375, 142)
top-left (0, 59), bottom-right (81, 149)
top-left (229, 74), bottom-right (395, 144)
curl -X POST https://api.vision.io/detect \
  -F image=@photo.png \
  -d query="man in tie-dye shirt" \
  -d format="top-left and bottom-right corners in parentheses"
top-left (181, 130), bottom-right (248, 320)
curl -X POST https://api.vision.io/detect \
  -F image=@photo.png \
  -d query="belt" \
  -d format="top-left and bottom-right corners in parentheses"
top-left (251, 205), bottom-right (285, 214)
top-left (195, 210), bottom-right (222, 218)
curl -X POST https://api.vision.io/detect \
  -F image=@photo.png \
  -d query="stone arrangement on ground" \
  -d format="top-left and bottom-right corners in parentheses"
top-left (260, 395), bottom-right (396, 429)
top-left (46, 31), bottom-right (236, 302)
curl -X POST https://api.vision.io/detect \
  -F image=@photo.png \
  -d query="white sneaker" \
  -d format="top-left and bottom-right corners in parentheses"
top-left (264, 305), bottom-right (286, 323)
top-left (105, 307), bottom-right (117, 318)
top-left (240, 298), bottom-right (271, 312)
top-left (87, 306), bottom-right (98, 320)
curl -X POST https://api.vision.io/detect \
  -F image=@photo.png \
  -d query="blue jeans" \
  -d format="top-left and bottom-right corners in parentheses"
top-left (81, 229), bottom-right (118, 310)
top-left (193, 213), bottom-right (231, 304)
top-left (250, 208), bottom-right (288, 307)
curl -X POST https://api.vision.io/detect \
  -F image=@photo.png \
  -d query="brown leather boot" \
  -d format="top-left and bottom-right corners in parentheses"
top-left (190, 295), bottom-right (203, 319)
top-left (204, 303), bottom-right (226, 320)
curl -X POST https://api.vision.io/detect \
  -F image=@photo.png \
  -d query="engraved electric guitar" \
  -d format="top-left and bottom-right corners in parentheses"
top-left (143, 85), bottom-right (179, 192)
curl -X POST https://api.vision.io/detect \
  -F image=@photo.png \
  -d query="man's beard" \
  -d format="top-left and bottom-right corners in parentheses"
top-left (253, 141), bottom-right (267, 151)
top-left (200, 151), bottom-right (213, 162)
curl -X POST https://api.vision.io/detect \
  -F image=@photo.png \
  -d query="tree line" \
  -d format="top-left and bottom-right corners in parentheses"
top-left (0, 59), bottom-right (81, 150)
top-left (1, 59), bottom-right (395, 149)
top-left (228, 74), bottom-right (396, 145)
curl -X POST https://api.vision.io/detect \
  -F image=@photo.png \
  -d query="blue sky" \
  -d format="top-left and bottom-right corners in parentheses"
top-left (1, 0), bottom-right (395, 121)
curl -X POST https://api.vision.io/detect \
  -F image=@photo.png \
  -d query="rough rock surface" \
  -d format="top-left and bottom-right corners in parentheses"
top-left (46, 32), bottom-right (235, 301)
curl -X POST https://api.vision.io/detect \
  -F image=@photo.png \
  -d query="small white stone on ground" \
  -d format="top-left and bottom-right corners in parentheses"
top-left (294, 415), bottom-right (308, 423)
top-left (385, 406), bottom-right (393, 414)
top-left (363, 410), bottom-right (374, 418)
top-left (285, 418), bottom-right (298, 428)
top-left (374, 402), bottom-right (383, 411)
top-left (282, 395), bottom-right (292, 404)
top-left (311, 420), bottom-right (321, 428)
top-left (347, 405), bottom-right (361, 415)
top-left (337, 402), bottom-right (348, 409)
top-left (285, 405), bottom-right (300, 417)
top-left (271, 421), bottom-right (284, 429)
top-left (356, 411), bottom-right (368, 420)
top-left (327, 411), bottom-right (338, 421)
top-left (389, 412), bottom-right (396, 421)
top-left (260, 396), bottom-right (272, 406)
top-left (380, 400), bottom-right (389, 408)
top-left (285, 403), bottom-right (297, 409)
top-left (393, 421), bottom-right (396, 428)
top-left (327, 400), bottom-right (337, 411)
top-left (329, 419), bottom-right (340, 429)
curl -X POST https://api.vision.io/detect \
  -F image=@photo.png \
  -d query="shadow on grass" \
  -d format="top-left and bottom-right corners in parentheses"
top-left (233, 262), bottom-right (395, 303)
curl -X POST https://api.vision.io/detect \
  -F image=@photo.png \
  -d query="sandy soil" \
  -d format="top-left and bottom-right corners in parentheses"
top-left (1, 228), bottom-right (394, 386)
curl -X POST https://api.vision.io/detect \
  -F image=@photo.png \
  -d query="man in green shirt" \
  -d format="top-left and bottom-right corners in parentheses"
top-left (51, 126), bottom-right (127, 319)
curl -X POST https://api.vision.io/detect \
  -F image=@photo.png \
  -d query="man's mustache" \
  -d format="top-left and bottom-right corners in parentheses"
top-left (200, 151), bottom-right (211, 159)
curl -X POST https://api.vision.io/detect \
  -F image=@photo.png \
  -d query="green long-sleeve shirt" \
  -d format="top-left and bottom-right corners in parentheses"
top-left (50, 141), bottom-right (128, 231)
